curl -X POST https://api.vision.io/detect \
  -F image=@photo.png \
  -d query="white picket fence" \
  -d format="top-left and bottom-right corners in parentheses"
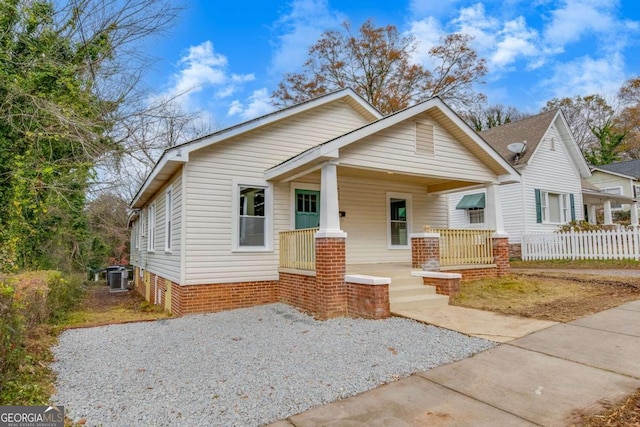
top-left (521, 228), bottom-right (640, 261)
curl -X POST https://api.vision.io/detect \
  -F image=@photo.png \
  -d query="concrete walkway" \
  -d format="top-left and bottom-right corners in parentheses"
top-left (269, 300), bottom-right (640, 426)
top-left (393, 305), bottom-right (557, 343)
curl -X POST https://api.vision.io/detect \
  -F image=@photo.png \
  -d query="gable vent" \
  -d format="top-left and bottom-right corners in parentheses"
top-left (415, 121), bottom-right (435, 156)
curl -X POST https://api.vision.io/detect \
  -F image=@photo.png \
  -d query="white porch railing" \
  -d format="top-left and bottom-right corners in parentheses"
top-left (279, 228), bottom-right (318, 270)
top-left (433, 229), bottom-right (494, 266)
top-left (522, 228), bottom-right (640, 261)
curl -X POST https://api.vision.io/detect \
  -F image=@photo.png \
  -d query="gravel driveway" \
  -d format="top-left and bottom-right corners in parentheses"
top-left (52, 303), bottom-right (495, 426)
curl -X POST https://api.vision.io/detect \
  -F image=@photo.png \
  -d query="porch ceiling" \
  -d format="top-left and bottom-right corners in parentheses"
top-left (337, 165), bottom-right (482, 193)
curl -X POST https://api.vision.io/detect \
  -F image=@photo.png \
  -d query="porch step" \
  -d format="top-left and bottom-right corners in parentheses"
top-left (390, 294), bottom-right (450, 311)
top-left (389, 284), bottom-right (437, 299)
top-left (389, 275), bottom-right (447, 309)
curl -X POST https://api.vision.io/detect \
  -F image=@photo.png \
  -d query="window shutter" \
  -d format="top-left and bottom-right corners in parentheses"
top-left (570, 193), bottom-right (575, 221)
top-left (535, 189), bottom-right (542, 223)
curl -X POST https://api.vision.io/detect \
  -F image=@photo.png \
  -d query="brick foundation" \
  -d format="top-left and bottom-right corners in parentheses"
top-left (442, 267), bottom-right (498, 281)
top-left (169, 279), bottom-right (278, 317)
top-left (278, 272), bottom-right (318, 315)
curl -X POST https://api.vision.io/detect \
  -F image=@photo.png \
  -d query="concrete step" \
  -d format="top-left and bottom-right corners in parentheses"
top-left (390, 294), bottom-right (450, 310)
top-left (390, 276), bottom-right (424, 287)
top-left (389, 285), bottom-right (437, 299)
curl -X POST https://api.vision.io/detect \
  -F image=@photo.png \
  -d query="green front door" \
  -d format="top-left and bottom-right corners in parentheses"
top-left (295, 189), bottom-right (320, 229)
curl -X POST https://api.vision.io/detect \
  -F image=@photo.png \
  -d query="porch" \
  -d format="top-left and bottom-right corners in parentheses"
top-left (278, 226), bottom-right (510, 319)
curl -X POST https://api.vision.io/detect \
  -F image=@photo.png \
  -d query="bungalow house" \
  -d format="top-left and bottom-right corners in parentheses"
top-left (448, 110), bottom-right (636, 258)
top-left (588, 160), bottom-right (640, 224)
top-left (129, 89), bottom-right (519, 319)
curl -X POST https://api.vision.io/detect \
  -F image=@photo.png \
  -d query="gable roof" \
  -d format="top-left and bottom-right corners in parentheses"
top-left (479, 109), bottom-right (590, 178)
top-left (595, 160), bottom-right (640, 180)
top-left (130, 88), bottom-right (382, 209)
top-left (479, 110), bottom-right (558, 166)
top-left (265, 96), bottom-right (520, 185)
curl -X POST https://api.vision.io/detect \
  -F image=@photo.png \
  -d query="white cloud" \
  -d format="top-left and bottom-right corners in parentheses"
top-left (543, 53), bottom-right (626, 100)
top-left (269, 0), bottom-right (345, 77)
top-left (543, 0), bottom-right (617, 48)
top-left (491, 16), bottom-right (539, 69)
top-left (228, 88), bottom-right (275, 121)
top-left (406, 17), bottom-right (445, 68)
top-left (162, 41), bottom-right (254, 107)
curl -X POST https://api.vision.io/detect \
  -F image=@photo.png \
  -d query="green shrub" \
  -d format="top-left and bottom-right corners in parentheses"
top-left (0, 280), bottom-right (24, 399)
top-left (45, 272), bottom-right (85, 324)
top-left (0, 271), bottom-right (86, 404)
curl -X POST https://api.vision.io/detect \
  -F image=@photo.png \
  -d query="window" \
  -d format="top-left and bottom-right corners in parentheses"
top-left (536, 190), bottom-right (573, 224)
top-left (387, 193), bottom-right (411, 248)
top-left (165, 187), bottom-right (173, 252)
top-left (456, 193), bottom-right (485, 225)
top-left (232, 179), bottom-right (272, 251)
top-left (133, 220), bottom-right (139, 249)
top-left (147, 203), bottom-right (156, 252)
top-left (603, 187), bottom-right (623, 210)
top-left (468, 208), bottom-right (485, 224)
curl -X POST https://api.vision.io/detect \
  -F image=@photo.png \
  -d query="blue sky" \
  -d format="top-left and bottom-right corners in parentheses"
top-left (141, 0), bottom-right (640, 129)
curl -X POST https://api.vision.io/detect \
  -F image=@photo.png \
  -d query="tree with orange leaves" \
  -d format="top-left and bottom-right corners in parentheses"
top-left (272, 20), bottom-right (487, 115)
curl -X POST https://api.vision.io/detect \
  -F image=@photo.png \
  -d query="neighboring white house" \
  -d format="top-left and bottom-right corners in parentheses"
top-left (589, 160), bottom-right (640, 223)
top-left (448, 110), bottom-right (592, 256)
top-left (128, 89), bottom-right (519, 316)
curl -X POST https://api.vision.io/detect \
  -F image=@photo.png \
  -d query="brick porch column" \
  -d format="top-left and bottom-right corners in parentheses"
top-left (315, 236), bottom-right (347, 319)
top-left (314, 161), bottom-right (348, 319)
top-left (410, 232), bottom-right (441, 269)
top-left (492, 236), bottom-right (510, 276)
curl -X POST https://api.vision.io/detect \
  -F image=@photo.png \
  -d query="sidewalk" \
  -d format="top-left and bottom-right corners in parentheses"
top-left (269, 300), bottom-right (640, 426)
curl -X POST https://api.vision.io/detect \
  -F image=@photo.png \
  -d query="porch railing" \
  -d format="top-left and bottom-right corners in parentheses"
top-left (279, 228), bottom-right (318, 271)
top-left (433, 229), bottom-right (494, 266)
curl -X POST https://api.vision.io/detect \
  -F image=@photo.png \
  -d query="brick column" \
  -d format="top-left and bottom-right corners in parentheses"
top-left (410, 232), bottom-right (441, 269)
top-left (314, 236), bottom-right (347, 319)
top-left (492, 236), bottom-right (510, 276)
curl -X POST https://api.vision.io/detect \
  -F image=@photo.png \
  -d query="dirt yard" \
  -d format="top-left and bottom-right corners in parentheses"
top-left (450, 270), bottom-right (640, 322)
top-left (64, 283), bottom-right (169, 328)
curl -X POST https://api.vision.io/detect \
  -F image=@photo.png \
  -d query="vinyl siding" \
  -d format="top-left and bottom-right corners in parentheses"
top-left (518, 125), bottom-right (584, 240)
top-left (339, 176), bottom-right (447, 264)
top-left (589, 171), bottom-right (633, 197)
top-left (130, 220), bottom-right (139, 265)
top-left (184, 100), bottom-right (372, 285)
top-left (135, 172), bottom-right (183, 283)
top-left (447, 125), bottom-right (585, 244)
top-left (339, 114), bottom-right (496, 183)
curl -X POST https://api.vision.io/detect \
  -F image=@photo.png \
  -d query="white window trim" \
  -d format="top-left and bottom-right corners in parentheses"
top-left (232, 178), bottom-right (273, 252)
top-left (541, 190), bottom-right (569, 224)
top-left (165, 186), bottom-right (173, 253)
top-left (386, 192), bottom-right (412, 250)
top-left (467, 208), bottom-right (485, 225)
top-left (133, 220), bottom-right (139, 249)
top-left (147, 202), bottom-right (156, 253)
top-left (603, 186), bottom-right (624, 211)
top-left (289, 182), bottom-right (321, 230)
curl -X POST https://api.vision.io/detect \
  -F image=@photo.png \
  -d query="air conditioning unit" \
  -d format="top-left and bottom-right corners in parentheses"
top-left (108, 267), bottom-right (128, 292)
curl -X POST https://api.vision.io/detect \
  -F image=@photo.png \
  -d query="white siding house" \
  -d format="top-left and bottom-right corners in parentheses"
top-left (129, 89), bottom-right (519, 315)
top-left (448, 110), bottom-right (590, 248)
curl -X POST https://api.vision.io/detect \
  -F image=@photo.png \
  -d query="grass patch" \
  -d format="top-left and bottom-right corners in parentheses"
top-left (510, 258), bottom-right (640, 269)
top-left (450, 273), bottom-right (640, 322)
